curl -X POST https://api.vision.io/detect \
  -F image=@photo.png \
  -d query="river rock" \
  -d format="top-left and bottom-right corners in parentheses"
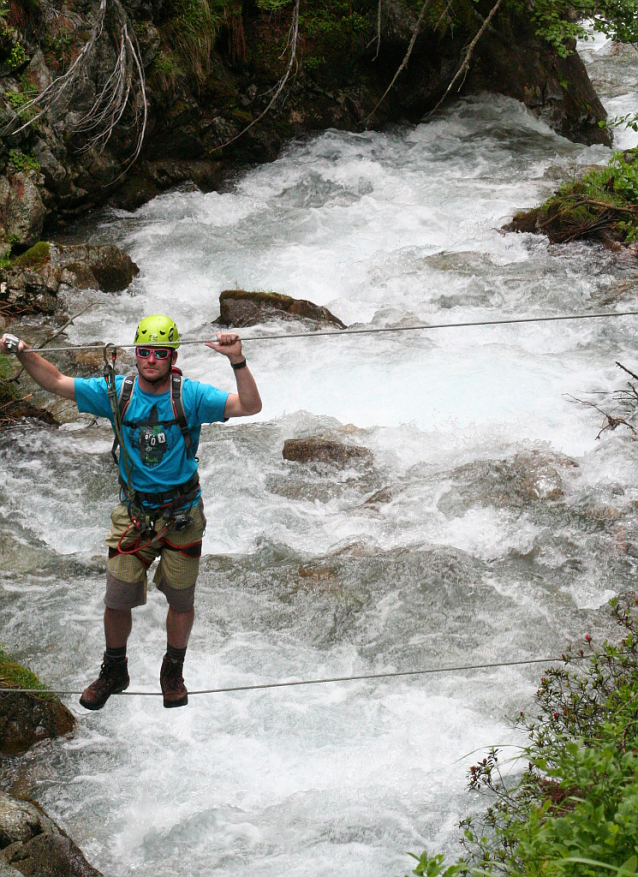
top-left (283, 438), bottom-right (372, 467)
top-left (0, 690), bottom-right (75, 756)
top-left (0, 242), bottom-right (139, 314)
top-left (2, 832), bottom-right (103, 877)
top-left (0, 173), bottom-right (46, 249)
top-left (216, 290), bottom-right (346, 329)
top-left (0, 795), bottom-right (60, 848)
top-left (0, 793), bottom-right (103, 877)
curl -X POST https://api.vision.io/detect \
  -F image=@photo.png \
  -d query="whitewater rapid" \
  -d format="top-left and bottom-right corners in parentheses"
top-left (1, 34), bottom-right (637, 877)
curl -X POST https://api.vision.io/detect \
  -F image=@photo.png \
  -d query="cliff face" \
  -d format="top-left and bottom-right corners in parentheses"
top-left (0, 0), bottom-right (610, 245)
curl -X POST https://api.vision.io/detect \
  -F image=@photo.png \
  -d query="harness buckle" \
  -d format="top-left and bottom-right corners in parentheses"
top-left (172, 513), bottom-right (194, 532)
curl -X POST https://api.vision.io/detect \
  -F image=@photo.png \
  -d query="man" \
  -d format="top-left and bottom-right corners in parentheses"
top-left (0, 315), bottom-right (261, 710)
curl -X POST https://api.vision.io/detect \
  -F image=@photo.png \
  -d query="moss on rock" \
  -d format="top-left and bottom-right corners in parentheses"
top-left (507, 150), bottom-right (638, 246)
top-left (0, 648), bottom-right (75, 756)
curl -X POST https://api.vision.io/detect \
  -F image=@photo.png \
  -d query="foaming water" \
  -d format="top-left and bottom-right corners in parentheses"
top-left (2, 48), bottom-right (638, 877)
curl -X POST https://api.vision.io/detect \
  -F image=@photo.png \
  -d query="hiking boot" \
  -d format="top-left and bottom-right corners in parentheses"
top-left (160, 654), bottom-right (188, 708)
top-left (79, 654), bottom-right (129, 711)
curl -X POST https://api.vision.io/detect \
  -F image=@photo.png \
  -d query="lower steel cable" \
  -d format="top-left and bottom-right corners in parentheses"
top-left (0, 654), bottom-right (582, 698)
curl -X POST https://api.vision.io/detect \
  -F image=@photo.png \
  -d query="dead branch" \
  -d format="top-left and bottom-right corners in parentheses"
top-left (5, 302), bottom-right (100, 384)
top-left (211, 0), bottom-right (300, 153)
top-left (5, 0), bottom-right (147, 174)
top-left (428, 0), bottom-right (506, 117)
top-left (365, 0), bottom-right (435, 124)
top-left (365, 0), bottom-right (382, 61)
top-left (566, 394), bottom-right (637, 439)
top-left (616, 361), bottom-right (638, 383)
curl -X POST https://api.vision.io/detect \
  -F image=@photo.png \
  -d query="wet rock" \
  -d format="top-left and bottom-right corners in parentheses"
top-left (0, 174), bottom-right (46, 249)
top-left (0, 648), bottom-right (73, 755)
top-left (3, 833), bottom-right (103, 877)
top-left (0, 242), bottom-right (139, 314)
top-left (0, 795), bottom-right (60, 848)
top-left (31, 142), bottom-right (67, 195)
top-left (439, 450), bottom-right (577, 516)
top-left (283, 438), bottom-right (372, 467)
top-left (0, 690), bottom-right (75, 756)
top-left (217, 290), bottom-right (346, 329)
top-left (71, 344), bottom-right (134, 371)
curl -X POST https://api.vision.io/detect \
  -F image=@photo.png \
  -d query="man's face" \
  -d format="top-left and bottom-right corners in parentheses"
top-left (135, 347), bottom-right (175, 384)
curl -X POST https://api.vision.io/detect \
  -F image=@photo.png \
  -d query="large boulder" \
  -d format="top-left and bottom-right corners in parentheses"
top-left (216, 290), bottom-right (346, 329)
top-left (0, 793), bottom-right (103, 877)
top-left (0, 796), bottom-right (60, 849)
top-left (0, 242), bottom-right (139, 314)
top-left (3, 833), bottom-right (103, 877)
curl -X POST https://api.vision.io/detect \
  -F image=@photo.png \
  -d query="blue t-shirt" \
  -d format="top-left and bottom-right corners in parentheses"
top-left (75, 375), bottom-right (229, 498)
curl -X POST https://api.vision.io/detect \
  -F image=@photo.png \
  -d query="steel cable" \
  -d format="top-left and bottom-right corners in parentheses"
top-left (5, 309), bottom-right (638, 355)
top-left (0, 654), bottom-right (581, 698)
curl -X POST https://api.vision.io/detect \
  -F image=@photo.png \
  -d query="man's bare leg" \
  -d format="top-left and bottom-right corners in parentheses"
top-left (166, 607), bottom-right (194, 649)
top-left (104, 607), bottom-right (132, 648)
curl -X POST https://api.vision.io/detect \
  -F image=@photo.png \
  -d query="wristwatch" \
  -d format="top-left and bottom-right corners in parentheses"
top-left (231, 358), bottom-right (247, 370)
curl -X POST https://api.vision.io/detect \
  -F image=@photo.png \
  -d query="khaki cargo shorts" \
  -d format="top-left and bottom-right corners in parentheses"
top-left (105, 500), bottom-right (206, 613)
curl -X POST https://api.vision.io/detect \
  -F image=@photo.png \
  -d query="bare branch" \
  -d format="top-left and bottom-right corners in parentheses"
top-left (365, 0), bottom-right (383, 61)
top-left (5, 0), bottom-right (147, 175)
top-left (365, 0), bottom-right (435, 123)
top-left (616, 360), bottom-right (638, 383)
top-left (211, 0), bottom-right (300, 153)
top-left (428, 0), bottom-right (506, 117)
top-left (5, 302), bottom-right (100, 384)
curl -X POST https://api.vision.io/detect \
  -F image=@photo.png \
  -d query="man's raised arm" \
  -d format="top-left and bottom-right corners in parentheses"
top-left (0, 334), bottom-right (76, 401)
top-left (206, 333), bottom-right (262, 418)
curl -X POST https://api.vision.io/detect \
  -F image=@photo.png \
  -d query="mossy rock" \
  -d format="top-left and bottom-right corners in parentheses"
top-left (11, 242), bottom-right (50, 270)
top-left (217, 289), bottom-right (347, 328)
top-left (506, 152), bottom-right (638, 246)
top-left (0, 650), bottom-right (75, 755)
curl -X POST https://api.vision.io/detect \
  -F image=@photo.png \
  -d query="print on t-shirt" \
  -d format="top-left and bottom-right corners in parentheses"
top-left (136, 405), bottom-right (169, 467)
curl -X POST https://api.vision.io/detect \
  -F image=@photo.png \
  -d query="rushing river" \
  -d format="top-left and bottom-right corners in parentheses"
top-left (1, 34), bottom-right (638, 877)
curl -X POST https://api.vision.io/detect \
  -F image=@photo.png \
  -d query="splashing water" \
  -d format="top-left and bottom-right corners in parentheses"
top-left (1, 44), bottom-right (638, 877)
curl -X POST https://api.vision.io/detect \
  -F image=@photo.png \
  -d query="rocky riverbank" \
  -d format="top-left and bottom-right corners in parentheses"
top-left (0, 650), bottom-right (106, 877)
top-left (506, 147), bottom-right (638, 250)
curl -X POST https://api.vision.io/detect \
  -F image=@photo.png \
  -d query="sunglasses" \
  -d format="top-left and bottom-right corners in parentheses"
top-left (136, 347), bottom-right (172, 359)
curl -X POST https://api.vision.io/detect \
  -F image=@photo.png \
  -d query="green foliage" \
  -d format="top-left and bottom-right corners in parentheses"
top-left (401, 851), bottom-right (466, 876)
top-left (0, 646), bottom-right (52, 698)
top-left (12, 241), bottom-right (50, 267)
top-left (161, 0), bottom-right (222, 82)
top-left (7, 148), bottom-right (39, 172)
top-left (255, 0), bottom-right (291, 11)
top-left (523, 0), bottom-right (638, 56)
top-left (9, 41), bottom-right (25, 67)
top-left (402, 595), bottom-right (638, 877)
top-left (604, 114), bottom-right (638, 134)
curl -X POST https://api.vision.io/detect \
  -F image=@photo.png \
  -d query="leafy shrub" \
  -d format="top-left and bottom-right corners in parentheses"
top-left (7, 148), bottom-right (39, 172)
top-left (399, 594), bottom-right (638, 877)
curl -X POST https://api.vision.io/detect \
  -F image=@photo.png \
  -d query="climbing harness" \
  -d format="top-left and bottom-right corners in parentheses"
top-left (102, 346), bottom-right (199, 553)
top-left (113, 370), bottom-right (194, 462)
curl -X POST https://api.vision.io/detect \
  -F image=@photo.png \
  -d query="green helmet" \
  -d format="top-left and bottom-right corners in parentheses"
top-left (134, 314), bottom-right (180, 348)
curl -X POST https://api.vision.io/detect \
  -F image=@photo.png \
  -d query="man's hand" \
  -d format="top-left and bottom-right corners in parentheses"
top-left (206, 332), bottom-right (261, 418)
top-left (0, 333), bottom-right (25, 355)
top-left (205, 332), bottom-right (244, 365)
